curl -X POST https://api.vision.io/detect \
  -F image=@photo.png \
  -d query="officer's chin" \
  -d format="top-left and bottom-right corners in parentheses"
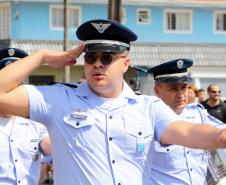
top-left (174, 105), bottom-right (185, 115)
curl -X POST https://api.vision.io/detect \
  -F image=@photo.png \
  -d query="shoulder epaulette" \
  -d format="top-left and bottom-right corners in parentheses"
top-left (61, 83), bottom-right (78, 88)
top-left (187, 103), bottom-right (205, 109)
top-left (49, 82), bottom-right (78, 88)
top-left (197, 103), bottom-right (205, 109)
top-left (134, 90), bottom-right (142, 95)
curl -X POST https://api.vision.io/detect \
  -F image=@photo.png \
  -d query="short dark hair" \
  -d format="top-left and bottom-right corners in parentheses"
top-left (198, 88), bottom-right (205, 93)
top-left (207, 83), bottom-right (219, 92)
top-left (129, 78), bottom-right (136, 85)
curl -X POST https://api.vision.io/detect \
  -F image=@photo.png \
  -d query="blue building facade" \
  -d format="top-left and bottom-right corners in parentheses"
top-left (1, 0), bottom-right (226, 43)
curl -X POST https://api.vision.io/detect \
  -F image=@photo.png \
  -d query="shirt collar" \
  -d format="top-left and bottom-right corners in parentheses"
top-left (120, 81), bottom-right (138, 100)
top-left (180, 105), bottom-right (196, 118)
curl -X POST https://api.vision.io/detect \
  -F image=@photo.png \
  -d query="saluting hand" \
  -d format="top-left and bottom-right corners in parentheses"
top-left (42, 43), bottom-right (85, 68)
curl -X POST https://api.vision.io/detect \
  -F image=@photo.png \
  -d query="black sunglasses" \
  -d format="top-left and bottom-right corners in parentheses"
top-left (210, 90), bottom-right (221, 93)
top-left (83, 53), bottom-right (126, 65)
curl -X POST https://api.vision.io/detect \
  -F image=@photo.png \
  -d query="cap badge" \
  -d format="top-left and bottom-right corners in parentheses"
top-left (8, 49), bottom-right (15, 56)
top-left (91, 23), bottom-right (111, 33)
top-left (177, 60), bottom-right (184, 69)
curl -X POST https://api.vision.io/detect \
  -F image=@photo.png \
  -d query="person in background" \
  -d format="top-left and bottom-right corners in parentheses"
top-left (128, 77), bottom-right (141, 95)
top-left (0, 48), bottom-right (51, 185)
top-left (202, 84), bottom-right (226, 124)
top-left (188, 84), bottom-right (198, 104)
top-left (197, 88), bottom-right (206, 103)
top-left (78, 78), bottom-right (86, 84)
top-left (38, 154), bottom-right (53, 185)
top-left (147, 58), bottom-right (226, 185)
top-left (128, 77), bottom-right (137, 91)
top-left (0, 20), bottom-right (226, 185)
top-left (77, 73), bottom-right (86, 84)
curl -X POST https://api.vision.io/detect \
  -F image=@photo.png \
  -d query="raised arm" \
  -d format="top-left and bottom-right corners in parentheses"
top-left (161, 120), bottom-right (226, 151)
top-left (0, 44), bottom-right (84, 118)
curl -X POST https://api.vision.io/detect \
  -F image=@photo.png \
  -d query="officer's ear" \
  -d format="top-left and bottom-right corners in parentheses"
top-left (154, 85), bottom-right (159, 96)
top-left (122, 56), bottom-right (130, 73)
top-left (154, 82), bottom-right (161, 97)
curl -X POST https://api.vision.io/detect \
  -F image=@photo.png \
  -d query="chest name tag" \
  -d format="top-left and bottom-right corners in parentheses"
top-left (72, 109), bottom-right (87, 120)
top-left (30, 139), bottom-right (38, 142)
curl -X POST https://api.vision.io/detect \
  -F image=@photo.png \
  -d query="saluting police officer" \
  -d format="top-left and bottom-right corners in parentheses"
top-left (147, 59), bottom-right (226, 185)
top-left (0, 20), bottom-right (226, 185)
top-left (0, 48), bottom-right (51, 185)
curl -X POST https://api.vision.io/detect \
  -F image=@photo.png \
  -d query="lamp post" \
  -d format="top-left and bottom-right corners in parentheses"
top-left (63, 0), bottom-right (70, 82)
top-left (108, 0), bottom-right (121, 22)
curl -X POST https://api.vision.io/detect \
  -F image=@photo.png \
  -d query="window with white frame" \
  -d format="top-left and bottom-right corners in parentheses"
top-left (165, 9), bottom-right (192, 33)
top-left (0, 3), bottom-right (10, 39)
top-left (120, 8), bottom-right (126, 24)
top-left (137, 8), bottom-right (151, 24)
top-left (50, 5), bottom-right (81, 30)
top-left (215, 11), bottom-right (226, 33)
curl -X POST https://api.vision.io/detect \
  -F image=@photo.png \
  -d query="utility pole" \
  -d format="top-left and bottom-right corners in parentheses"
top-left (63, 0), bottom-right (70, 82)
top-left (108, 0), bottom-right (121, 22)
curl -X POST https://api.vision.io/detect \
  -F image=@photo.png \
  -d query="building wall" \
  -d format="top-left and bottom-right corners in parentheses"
top-left (8, 1), bottom-right (226, 43)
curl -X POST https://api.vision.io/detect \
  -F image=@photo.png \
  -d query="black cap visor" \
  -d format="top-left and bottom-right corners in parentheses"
top-left (0, 58), bottom-right (19, 69)
top-left (2, 57), bottom-right (20, 62)
top-left (84, 39), bottom-right (129, 52)
top-left (155, 75), bottom-right (192, 83)
top-left (85, 43), bottom-right (128, 52)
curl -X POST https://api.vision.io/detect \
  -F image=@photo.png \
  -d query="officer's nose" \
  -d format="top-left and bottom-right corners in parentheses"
top-left (176, 89), bottom-right (184, 97)
top-left (94, 57), bottom-right (104, 68)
